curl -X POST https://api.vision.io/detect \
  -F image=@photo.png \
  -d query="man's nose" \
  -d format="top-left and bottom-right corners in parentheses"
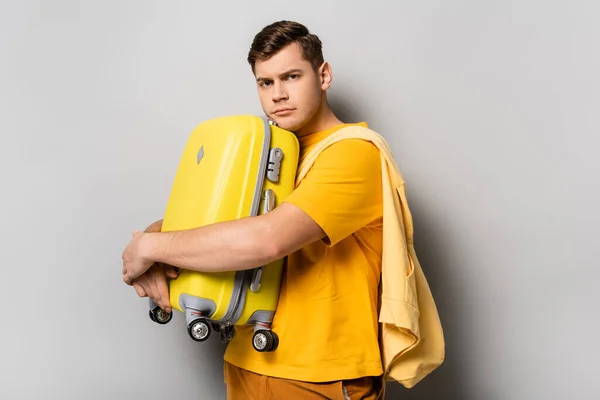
top-left (272, 82), bottom-right (288, 102)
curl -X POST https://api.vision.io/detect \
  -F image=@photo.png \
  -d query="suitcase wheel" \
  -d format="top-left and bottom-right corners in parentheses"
top-left (150, 307), bottom-right (172, 325)
top-left (252, 330), bottom-right (279, 352)
top-left (188, 319), bottom-right (211, 342)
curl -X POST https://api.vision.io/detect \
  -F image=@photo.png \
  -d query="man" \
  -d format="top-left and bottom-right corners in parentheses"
top-left (122, 20), bottom-right (384, 399)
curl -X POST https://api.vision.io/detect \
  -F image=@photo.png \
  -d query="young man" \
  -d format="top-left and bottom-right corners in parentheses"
top-left (122, 21), bottom-right (384, 399)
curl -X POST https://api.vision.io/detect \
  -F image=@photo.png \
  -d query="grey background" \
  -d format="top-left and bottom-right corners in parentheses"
top-left (1, 1), bottom-right (598, 399)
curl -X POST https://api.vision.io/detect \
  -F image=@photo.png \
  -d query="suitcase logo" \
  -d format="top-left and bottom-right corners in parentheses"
top-left (196, 145), bottom-right (205, 164)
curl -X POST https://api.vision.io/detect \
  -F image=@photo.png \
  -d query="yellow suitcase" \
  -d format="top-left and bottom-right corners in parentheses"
top-left (148, 115), bottom-right (299, 352)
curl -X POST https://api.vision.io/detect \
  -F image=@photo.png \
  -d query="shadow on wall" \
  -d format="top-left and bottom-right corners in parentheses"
top-left (386, 200), bottom-right (464, 400)
top-left (329, 92), bottom-right (468, 400)
top-left (328, 91), bottom-right (364, 126)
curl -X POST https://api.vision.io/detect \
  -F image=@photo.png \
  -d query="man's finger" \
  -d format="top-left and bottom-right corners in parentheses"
top-left (165, 265), bottom-right (179, 279)
top-left (156, 273), bottom-right (171, 313)
top-left (147, 273), bottom-right (169, 314)
top-left (145, 275), bottom-right (163, 312)
top-left (139, 279), bottom-right (151, 301)
top-left (133, 282), bottom-right (147, 297)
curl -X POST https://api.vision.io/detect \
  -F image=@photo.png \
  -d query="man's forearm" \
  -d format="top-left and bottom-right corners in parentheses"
top-left (144, 215), bottom-right (280, 273)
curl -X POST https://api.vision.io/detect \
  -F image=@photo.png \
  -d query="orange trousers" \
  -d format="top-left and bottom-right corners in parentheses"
top-left (224, 361), bottom-right (382, 400)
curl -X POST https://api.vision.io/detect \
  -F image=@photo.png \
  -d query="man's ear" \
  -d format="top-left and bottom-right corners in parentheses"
top-left (319, 62), bottom-right (333, 90)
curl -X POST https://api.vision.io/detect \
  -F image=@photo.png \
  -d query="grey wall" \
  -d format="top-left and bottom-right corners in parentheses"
top-left (1, 1), bottom-right (598, 399)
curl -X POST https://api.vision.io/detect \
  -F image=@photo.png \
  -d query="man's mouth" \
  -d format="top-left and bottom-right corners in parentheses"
top-left (273, 108), bottom-right (294, 116)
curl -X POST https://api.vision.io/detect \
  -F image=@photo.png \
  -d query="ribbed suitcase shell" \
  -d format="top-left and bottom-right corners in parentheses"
top-left (149, 115), bottom-right (299, 349)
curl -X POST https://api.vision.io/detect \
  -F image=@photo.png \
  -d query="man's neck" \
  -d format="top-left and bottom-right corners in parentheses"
top-left (295, 98), bottom-right (343, 137)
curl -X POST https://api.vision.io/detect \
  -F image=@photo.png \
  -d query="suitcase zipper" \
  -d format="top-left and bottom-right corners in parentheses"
top-left (217, 117), bottom-right (273, 332)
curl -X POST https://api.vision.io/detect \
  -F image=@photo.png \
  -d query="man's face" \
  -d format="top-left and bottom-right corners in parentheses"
top-left (253, 43), bottom-right (327, 133)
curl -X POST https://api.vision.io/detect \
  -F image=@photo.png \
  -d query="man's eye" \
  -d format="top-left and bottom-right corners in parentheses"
top-left (260, 81), bottom-right (272, 87)
top-left (288, 74), bottom-right (299, 80)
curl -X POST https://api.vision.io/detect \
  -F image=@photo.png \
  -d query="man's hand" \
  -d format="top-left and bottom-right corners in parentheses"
top-left (126, 219), bottom-right (181, 303)
top-left (133, 263), bottom-right (179, 298)
top-left (131, 263), bottom-right (173, 313)
top-left (122, 230), bottom-right (156, 285)
top-left (138, 219), bottom-right (181, 280)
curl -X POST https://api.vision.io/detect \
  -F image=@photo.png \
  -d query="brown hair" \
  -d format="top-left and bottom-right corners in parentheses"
top-left (247, 21), bottom-right (324, 73)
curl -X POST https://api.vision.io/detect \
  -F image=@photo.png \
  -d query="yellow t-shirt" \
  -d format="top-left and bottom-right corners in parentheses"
top-left (223, 122), bottom-right (384, 382)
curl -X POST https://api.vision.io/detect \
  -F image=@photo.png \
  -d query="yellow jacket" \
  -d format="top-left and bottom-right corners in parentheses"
top-left (296, 125), bottom-right (445, 389)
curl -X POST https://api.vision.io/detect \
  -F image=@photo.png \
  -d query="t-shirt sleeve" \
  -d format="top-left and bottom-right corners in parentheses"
top-left (282, 139), bottom-right (383, 247)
